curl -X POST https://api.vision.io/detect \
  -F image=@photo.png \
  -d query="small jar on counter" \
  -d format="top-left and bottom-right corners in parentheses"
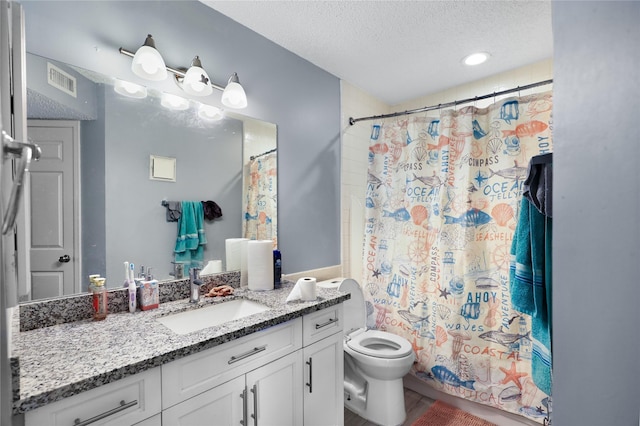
top-left (90, 277), bottom-right (108, 321)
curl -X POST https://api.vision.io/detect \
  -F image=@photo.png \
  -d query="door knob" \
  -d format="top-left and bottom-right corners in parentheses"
top-left (58, 254), bottom-right (71, 263)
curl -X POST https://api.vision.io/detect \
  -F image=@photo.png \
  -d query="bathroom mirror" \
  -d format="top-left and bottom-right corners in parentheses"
top-left (23, 52), bottom-right (277, 301)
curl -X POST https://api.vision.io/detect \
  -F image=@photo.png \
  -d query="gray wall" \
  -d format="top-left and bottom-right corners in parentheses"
top-left (20, 0), bottom-right (341, 275)
top-left (552, 2), bottom-right (640, 425)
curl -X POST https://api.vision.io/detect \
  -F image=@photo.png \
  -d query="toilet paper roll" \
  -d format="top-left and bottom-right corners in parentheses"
top-left (225, 238), bottom-right (248, 271)
top-left (317, 278), bottom-right (345, 290)
top-left (285, 277), bottom-right (317, 302)
top-left (240, 239), bottom-right (249, 287)
top-left (201, 260), bottom-right (223, 275)
top-left (247, 240), bottom-right (274, 291)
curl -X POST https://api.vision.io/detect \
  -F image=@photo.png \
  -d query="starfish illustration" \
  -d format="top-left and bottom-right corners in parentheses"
top-left (499, 361), bottom-right (527, 389)
top-left (439, 287), bottom-right (451, 299)
top-left (372, 269), bottom-right (382, 278)
top-left (411, 337), bottom-right (424, 354)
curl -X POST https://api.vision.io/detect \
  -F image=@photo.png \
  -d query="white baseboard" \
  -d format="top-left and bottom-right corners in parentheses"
top-left (403, 374), bottom-right (539, 426)
top-left (282, 265), bottom-right (343, 283)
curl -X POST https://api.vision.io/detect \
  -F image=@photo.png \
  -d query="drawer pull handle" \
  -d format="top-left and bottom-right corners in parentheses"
top-left (229, 345), bottom-right (267, 364)
top-left (306, 358), bottom-right (313, 393)
top-left (315, 317), bottom-right (338, 329)
top-left (250, 384), bottom-right (258, 426)
top-left (72, 399), bottom-right (137, 426)
top-left (240, 388), bottom-right (248, 425)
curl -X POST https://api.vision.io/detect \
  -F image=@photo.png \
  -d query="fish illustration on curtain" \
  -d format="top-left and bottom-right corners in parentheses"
top-left (243, 152), bottom-right (278, 247)
top-left (362, 92), bottom-right (553, 423)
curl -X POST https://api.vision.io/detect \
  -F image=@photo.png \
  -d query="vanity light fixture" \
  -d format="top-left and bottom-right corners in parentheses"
top-left (463, 52), bottom-right (490, 66)
top-left (161, 93), bottom-right (190, 111)
top-left (120, 35), bottom-right (248, 109)
top-left (180, 56), bottom-right (213, 97)
top-left (130, 35), bottom-right (168, 81)
top-left (114, 79), bottom-right (148, 99)
top-left (198, 104), bottom-right (224, 120)
top-left (221, 73), bottom-right (248, 109)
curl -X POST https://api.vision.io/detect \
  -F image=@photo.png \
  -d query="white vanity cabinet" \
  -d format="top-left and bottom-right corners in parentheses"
top-left (24, 368), bottom-right (162, 426)
top-left (22, 302), bottom-right (345, 426)
top-left (302, 304), bottom-right (344, 426)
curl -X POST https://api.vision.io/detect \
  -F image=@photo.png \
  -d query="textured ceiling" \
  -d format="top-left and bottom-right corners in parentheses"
top-left (201, 0), bottom-right (553, 105)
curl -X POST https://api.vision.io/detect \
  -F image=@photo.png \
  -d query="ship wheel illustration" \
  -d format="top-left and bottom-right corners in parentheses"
top-left (407, 227), bottom-right (439, 263)
top-left (491, 241), bottom-right (511, 272)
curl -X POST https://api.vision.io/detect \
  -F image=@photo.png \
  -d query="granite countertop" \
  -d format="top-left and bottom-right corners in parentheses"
top-left (11, 281), bottom-right (349, 414)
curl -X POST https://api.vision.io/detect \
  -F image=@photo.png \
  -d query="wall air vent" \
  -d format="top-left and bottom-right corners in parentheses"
top-left (47, 62), bottom-right (77, 98)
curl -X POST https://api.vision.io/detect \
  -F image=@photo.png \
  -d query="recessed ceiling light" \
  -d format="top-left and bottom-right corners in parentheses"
top-left (463, 52), bottom-right (490, 66)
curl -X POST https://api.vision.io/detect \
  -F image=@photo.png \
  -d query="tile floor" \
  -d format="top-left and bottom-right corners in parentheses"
top-left (344, 387), bottom-right (436, 426)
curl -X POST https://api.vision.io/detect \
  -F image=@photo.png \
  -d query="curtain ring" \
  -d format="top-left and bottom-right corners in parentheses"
top-left (517, 85), bottom-right (521, 98)
top-left (493, 92), bottom-right (496, 104)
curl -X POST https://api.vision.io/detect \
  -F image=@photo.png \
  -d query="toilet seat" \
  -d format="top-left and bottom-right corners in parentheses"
top-left (337, 278), bottom-right (414, 360)
top-left (347, 329), bottom-right (413, 359)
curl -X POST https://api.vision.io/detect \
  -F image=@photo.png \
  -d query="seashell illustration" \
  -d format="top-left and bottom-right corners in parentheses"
top-left (491, 203), bottom-right (515, 227)
top-left (410, 205), bottom-right (429, 225)
top-left (488, 138), bottom-right (503, 154)
top-left (412, 146), bottom-right (428, 162)
top-left (366, 282), bottom-right (379, 296)
top-left (469, 197), bottom-right (489, 211)
top-left (436, 304), bottom-right (452, 320)
top-left (435, 326), bottom-right (448, 347)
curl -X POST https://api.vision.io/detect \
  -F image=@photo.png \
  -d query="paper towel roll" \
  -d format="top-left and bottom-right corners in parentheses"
top-left (225, 238), bottom-right (248, 271)
top-left (247, 240), bottom-right (274, 291)
top-left (240, 239), bottom-right (249, 287)
top-left (299, 277), bottom-right (317, 301)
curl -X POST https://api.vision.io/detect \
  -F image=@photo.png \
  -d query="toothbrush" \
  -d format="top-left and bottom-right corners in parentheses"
top-left (123, 261), bottom-right (130, 287)
top-left (128, 262), bottom-right (137, 313)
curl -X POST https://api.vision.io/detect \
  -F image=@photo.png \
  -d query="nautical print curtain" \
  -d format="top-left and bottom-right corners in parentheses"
top-left (362, 92), bottom-right (553, 423)
top-left (243, 151), bottom-right (278, 247)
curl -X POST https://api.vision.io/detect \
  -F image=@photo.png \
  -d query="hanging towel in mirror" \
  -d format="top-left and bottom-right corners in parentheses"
top-left (174, 201), bottom-right (207, 269)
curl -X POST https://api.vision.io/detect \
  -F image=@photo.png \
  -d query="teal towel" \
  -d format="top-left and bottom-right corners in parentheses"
top-left (509, 197), bottom-right (552, 395)
top-left (174, 201), bottom-right (207, 270)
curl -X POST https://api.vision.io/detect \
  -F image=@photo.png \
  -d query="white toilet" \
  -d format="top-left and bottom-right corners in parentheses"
top-left (329, 278), bottom-right (416, 426)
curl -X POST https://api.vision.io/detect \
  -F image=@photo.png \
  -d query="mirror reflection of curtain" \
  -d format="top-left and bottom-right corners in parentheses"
top-left (362, 92), bottom-right (553, 423)
top-left (243, 151), bottom-right (277, 247)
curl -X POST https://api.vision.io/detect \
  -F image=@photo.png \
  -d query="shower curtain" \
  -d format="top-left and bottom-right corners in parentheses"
top-left (243, 151), bottom-right (278, 247)
top-left (362, 92), bottom-right (552, 423)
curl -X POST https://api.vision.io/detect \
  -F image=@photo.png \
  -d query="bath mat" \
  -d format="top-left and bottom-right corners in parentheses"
top-left (411, 400), bottom-right (497, 426)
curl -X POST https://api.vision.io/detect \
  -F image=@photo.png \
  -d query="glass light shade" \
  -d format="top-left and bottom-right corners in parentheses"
top-left (161, 93), bottom-right (190, 110)
top-left (131, 45), bottom-right (167, 81)
top-left (198, 104), bottom-right (223, 120)
top-left (221, 81), bottom-right (247, 109)
top-left (182, 66), bottom-right (213, 97)
top-left (114, 79), bottom-right (147, 99)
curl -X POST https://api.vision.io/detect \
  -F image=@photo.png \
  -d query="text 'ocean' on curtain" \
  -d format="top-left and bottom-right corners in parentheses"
top-left (362, 92), bottom-right (553, 423)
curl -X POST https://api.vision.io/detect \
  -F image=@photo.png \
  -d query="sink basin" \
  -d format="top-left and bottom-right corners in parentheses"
top-left (157, 299), bottom-right (270, 335)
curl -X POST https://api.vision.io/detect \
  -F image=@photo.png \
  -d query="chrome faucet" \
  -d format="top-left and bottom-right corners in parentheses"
top-left (189, 267), bottom-right (202, 303)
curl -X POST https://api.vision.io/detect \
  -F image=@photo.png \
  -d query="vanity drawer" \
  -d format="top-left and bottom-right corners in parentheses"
top-left (162, 317), bottom-right (302, 408)
top-left (24, 368), bottom-right (161, 426)
top-left (303, 303), bottom-right (343, 346)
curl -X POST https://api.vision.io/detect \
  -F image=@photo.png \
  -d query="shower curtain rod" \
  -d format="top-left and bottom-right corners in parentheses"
top-left (250, 147), bottom-right (277, 161)
top-left (348, 79), bottom-right (553, 125)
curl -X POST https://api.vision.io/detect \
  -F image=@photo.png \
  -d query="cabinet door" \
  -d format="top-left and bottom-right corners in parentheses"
top-left (246, 351), bottom-right (303, 426)
top-left (162, 375), bottom-right (245, 426)
top-left (303, 332), bottom-right (344, 426)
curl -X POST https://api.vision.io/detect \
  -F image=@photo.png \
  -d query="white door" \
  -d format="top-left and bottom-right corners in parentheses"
top-left (303, 332), bottom-right (345, 426)
top-left (246, 351), bottom-right (303, 426)
top-left (161, 375), bottom-right (245, 425)
top-left (27, 119), bottom-right (80, 299)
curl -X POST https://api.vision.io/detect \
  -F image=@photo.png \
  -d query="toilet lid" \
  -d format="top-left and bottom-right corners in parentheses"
top-left (347, 330), bottom-right (414, 359)
top-left (338, 279), bottom-right (366, 334)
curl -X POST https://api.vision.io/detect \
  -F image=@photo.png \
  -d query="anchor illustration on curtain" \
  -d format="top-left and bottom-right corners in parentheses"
top-left (362, 92), bottom-right (553, 423)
